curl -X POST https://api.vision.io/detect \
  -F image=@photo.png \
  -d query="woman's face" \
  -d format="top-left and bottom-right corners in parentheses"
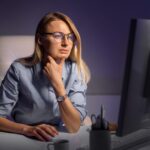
top-left (40, 20), bottom-right (74, 61)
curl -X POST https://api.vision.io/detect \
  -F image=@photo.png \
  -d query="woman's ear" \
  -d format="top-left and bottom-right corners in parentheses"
top-left (38, 37), bottom-right (42, 45)
top-left (37, 34), bottom-right (45, 45)
top-left (38, 35), bottom-right (44, 45)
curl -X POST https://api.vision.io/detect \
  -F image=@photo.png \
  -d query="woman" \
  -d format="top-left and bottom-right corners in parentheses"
top-left (0, 12), bottom-right (90, 141)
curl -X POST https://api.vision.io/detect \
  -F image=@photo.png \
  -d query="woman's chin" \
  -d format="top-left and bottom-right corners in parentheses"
top-left (56, 55), bottom-right (69, 60)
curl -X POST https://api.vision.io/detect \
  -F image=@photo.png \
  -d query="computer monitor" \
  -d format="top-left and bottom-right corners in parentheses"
top-left (117, 18), bottom-right (150, 136)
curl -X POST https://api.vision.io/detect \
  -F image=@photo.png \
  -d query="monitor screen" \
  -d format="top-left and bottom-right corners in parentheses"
top-left (117, 18), bottom-right (150, 136)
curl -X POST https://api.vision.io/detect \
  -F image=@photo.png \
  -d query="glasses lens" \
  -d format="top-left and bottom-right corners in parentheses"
top-left (52, 32), bottom-right (63, 42)
top-left (67, 33), bottom-right (75, 42)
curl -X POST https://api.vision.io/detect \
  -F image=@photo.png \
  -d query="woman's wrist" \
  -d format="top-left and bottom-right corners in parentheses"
top-left (21, 125), bottom-right (32, 135)
top-left (54, 83), bottom-right (66, 96)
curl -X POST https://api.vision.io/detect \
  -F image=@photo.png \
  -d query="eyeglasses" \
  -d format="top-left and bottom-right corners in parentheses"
top-left (41, 32), bottom-right (76, 43)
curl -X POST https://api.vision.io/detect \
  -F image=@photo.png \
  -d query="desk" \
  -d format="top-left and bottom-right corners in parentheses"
top-left (1, 126), bottom-right (150, 150)
top-left (0, 125), bottom-right (90, 150)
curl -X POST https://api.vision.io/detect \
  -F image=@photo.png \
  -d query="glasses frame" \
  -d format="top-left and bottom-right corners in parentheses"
top-left (40, 32), bottom-right (76, 43)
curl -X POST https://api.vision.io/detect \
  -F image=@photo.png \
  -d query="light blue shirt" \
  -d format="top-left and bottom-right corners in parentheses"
top-left (0, 60), bottom-right (87, 126)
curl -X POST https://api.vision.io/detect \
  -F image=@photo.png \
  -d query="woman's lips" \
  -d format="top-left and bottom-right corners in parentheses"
top-left (59, 49), bottom-right (69, 54)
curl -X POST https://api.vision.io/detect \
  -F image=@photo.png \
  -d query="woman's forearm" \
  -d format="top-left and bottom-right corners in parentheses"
top-left (54, 84), bottom-right (81, 133)
top-left (0, 117), bottom-right (29, 134)
top-left (0, 117), bottom-right (59, 141)
top-left (58, 97), bottom-right (81, 133)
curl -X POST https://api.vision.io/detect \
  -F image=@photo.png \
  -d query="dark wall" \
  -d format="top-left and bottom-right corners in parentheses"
top-left (0, 0), bottom-right (150, 94)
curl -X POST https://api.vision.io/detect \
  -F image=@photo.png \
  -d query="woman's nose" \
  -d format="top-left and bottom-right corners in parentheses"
top-left (61, 36), bottom-right (69, 46)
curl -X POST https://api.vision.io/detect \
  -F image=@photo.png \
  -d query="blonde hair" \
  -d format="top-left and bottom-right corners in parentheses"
top-left (18, 12), bottom-right (90, 83)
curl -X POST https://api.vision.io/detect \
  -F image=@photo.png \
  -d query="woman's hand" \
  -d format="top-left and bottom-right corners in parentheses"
top-left (43, 56), bottom-right (66, 95)
top-left (22, 124), bottom-right (58, 141)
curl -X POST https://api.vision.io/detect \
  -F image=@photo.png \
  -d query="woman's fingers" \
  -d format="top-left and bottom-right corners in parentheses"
top-left (48, 125), bottom-right (59, 136)
top-left (33, 129), bottom-right (48, 141)
top-left (47, 56), bottom-right (55, 64)
top-left (34, 126), bottom-right (51, 141)
top-left (23, 124), bottom-right (59, 142)
top-left (33, 124), bottom-right (59, 141)
top-left (40, 125), bottom-right (58, 137)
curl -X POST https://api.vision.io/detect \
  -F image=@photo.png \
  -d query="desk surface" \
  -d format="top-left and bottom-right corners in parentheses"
top-left (111, 129), bottom-right (150, 150)
top-left (0, 125), bottom-right (90, 150)
top-left (1, 126), bottom-right (150, 150)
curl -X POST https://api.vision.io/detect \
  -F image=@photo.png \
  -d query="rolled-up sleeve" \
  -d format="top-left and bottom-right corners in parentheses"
top-left (68, 78), bottom-right (87, 122)
top-left (0, 63), bottom-right (19, 118)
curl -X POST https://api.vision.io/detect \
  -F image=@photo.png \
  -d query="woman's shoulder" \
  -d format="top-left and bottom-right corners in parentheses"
top-left (10, 61), bottom-right (28, 70)
top-left (11, 61), bottom-right (23, 67)
top-left (8, 61), bottom-right (38, 81)
top-left (9, 61), bottom-right (35, 74)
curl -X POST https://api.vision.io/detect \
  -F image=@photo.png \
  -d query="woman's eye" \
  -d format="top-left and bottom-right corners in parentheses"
top-left (53, 33), bottom-right (62, 39)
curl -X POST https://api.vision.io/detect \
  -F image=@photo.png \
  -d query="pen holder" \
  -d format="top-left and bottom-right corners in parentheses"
top-left (90, 130), bottom-right (111, 150)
